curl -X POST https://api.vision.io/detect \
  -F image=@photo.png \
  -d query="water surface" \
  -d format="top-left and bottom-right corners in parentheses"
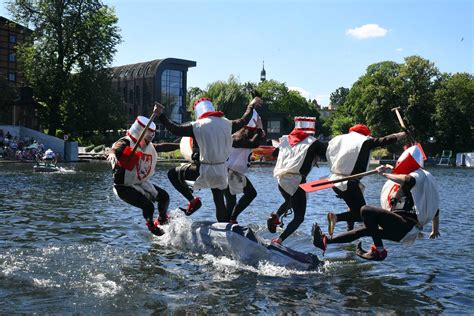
top-left (0, 162), bottom-right (472, 314)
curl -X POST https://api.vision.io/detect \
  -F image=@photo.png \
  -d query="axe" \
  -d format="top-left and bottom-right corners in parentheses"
top-left (391, 107), bottom-right (416, 145)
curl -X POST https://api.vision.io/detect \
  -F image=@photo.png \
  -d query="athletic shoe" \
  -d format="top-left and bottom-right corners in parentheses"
top-left (157, 214), bottom-right (169, 225)
top-left (312, 224), bottom-right (327, 254)
top-left (271, 237), bottom-right (282, 245)
top-left (355, 242), bottom-right (387, 261)
top-left (266, 213), bottom-right (281, 233)
top-left (327, 212), bottom-right (337, 236)
top-left (179, 197), bottom-right (202, 216)
top-left (146, 220), bottom-right (165, 236)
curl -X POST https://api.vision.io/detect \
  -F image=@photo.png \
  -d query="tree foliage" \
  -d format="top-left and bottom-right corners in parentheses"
top-left (433, 73), bottom-right (474, 152)
top-left (7, 0), bottom-right (122, 136)
top-left (188, 77), bottom-right (321, 129)
top-left (204, 75), bottom-right (250, 120)
top-left (328, 55), bottom-right (472, 154)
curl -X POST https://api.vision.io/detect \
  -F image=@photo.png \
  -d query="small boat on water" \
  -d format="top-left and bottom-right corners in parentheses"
top-left (33, 162), bottom-right (61, 172)
top-left (191, 221), bottom-right (320, 270)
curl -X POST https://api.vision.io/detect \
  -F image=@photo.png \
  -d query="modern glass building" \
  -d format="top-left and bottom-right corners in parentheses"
top-left (111, 58), bottom-right (196, 137)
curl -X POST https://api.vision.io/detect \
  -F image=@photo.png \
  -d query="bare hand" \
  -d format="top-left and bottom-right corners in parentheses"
top-left (153, 102), bottom-right (165, 117)
top-left (376, 165), bottom-right (388, 175)
top-left (107, 153), bottom-right (118, 169)
top-left (429, 231), bottom-right (440, 239)
top-left (249, 97), bottom-right (263, 108)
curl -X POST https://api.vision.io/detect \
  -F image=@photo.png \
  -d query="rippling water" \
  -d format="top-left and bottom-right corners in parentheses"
top-left (0, 161), bottom-right (473, 314)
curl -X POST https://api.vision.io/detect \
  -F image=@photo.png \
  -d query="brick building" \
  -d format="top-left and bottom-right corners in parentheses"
top-left (0, 16), bottom-right (39, 129)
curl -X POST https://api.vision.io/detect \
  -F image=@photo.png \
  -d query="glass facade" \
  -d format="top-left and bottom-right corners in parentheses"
top-left (161, 69), bottom-right (183, 123)
top-left (267, 120), bottom-right (281, 133)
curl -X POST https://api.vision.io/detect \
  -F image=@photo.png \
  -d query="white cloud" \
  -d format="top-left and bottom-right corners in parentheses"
top-left (288, 86), bottom-right (311, 99)
top-left (396, 48), bottom-right (403, 52)
top-left (346, 24), bottom-right (388, 39)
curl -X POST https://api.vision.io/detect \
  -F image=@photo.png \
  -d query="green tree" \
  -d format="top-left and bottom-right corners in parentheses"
top-left (329, 61), bottom-right (403, 136)
top-left (62, 68), bottom-right (124, 139)
top-left (204, 75), bottom-right (250, 120)
top-left (329, 87), bottom-right (349, 108)
top-left (8, 0), bottom-right (121, 136)
top-left (186, 86), bottom-right (204, 113)
top-left (433, 72), bottom-right (474, 152)
top-left (256, 79), bottom-right (319, 123)
top-left (399, 55), bottom-right (441, 141)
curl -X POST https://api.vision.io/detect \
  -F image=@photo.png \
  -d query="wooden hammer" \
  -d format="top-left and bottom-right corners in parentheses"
top-left (391, 106), bottom-right (416, 145)
top-left (391, 107), bottom-right (407, 130)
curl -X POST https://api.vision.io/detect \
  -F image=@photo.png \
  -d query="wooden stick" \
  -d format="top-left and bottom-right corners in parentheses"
top-left (300, 169), bottom-right (378, 193)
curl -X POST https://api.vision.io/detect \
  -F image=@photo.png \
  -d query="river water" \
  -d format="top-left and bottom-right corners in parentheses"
top-left (0, 161), bottom-right (472, 314)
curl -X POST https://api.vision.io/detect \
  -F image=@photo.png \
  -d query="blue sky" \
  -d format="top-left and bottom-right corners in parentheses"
top-left (2, 0), bottom-right (473, 106)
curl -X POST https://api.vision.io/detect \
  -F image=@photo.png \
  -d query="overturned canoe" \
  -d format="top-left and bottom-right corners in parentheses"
top-left (191, 221), bottom-right (320, 270)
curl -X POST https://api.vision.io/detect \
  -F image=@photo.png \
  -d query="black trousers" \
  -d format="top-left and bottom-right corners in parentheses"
top-left (114, 184), bottom-right (169, 223)
top-left (328, 205), bottom-right (416, 248)
top-left (275, 184), bottom-right (307, 242)
top-left (332, 179), bottom-right (366, 223)
top-left (168, 163), bottom-right (229, 222)
top-left (224, 176), bottom-right (257, 221)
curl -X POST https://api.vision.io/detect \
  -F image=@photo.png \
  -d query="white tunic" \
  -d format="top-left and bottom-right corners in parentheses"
top-left (192, 116), bottom-right (232, 190)
top-left (226, 146), bottom-right (252, 195)
top-left (273, 135), bottom-right (315, 195)
top-left (121, 136), bottom-right (158, 201)
top-left (400, 169), bottom-right (440, 245)
top-left (326, 132), bottom-right (369, 191)
top-left (380, 169), bottom-right (440, 245)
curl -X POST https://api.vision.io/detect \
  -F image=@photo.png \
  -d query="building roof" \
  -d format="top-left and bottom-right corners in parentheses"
top-left (0, 16), bottom-right (33, 33)
top-left (111, 58), bottom-right (196, 81)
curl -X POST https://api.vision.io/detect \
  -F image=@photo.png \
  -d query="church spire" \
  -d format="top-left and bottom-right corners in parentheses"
top-left (260, 60), bottom-right (266, 82)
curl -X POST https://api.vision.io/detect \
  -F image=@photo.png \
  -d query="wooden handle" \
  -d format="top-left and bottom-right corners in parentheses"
top-left (313, 169), bottom-right (378, 187)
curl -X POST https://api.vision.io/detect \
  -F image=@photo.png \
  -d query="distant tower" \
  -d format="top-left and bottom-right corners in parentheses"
top-left (260, 60), bottom-right (266, 82)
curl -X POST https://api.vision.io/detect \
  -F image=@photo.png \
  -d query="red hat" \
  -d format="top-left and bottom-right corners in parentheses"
top-left (349, 124), bottom-right (371, 136)
top-left (392, 145), bottom-right (424, 174)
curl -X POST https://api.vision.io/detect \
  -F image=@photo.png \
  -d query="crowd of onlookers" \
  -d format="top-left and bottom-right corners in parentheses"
top-left (0, 129), bottom-right (50, 161)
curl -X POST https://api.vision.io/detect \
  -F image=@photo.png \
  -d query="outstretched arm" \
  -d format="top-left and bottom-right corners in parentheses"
top-left (369, 131), bottom-right (406, 148)
top-left (154, 142), bottom-right (180, 152)
top-left (231, 97), bottom-right (263, 132)
top-left (430, 210), bottom-right (440, 239)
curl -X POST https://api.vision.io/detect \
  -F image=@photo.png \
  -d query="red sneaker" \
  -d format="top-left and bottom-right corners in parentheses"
top-left (356, 242), bottom-right (387, 261)
top-left (157, 214), bottom-right (170, 225)
top-left (145, 221), bottom-right (165, 236)
top-left (266, 213), bottom-right (281, 233)
top-left (312, 224), bottom-right (327, 255)
top-left (179, 197), bottom-right (202, 216)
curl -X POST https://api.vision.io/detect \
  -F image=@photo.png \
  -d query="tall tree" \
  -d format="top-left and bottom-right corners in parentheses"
top-left (256, 79), bottom-right (319, 121)
top-left (8, 0), bottom-right (121, 135)
top-left (205, 75), bottom-right (250, 120)
top-left (433, 72), bottom-right (474, 152)
top-left (329, 87), bottom-right (349, 108)
top-left (399, 55), bottom-right (441, 141)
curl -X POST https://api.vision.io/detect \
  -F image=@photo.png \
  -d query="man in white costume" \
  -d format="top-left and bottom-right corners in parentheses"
top-left (267, 117), bottom-right (327, 245)
top-left (107, 109), bottom-right (179, 236)
top-left (158, 97), bottom-right (262, 222)
top-left (325, 124), bottom-right (406, 234)
top-left (313, 145), bottom-right (440, 261)
top-left (224, 109), bottom-right (265, 224)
